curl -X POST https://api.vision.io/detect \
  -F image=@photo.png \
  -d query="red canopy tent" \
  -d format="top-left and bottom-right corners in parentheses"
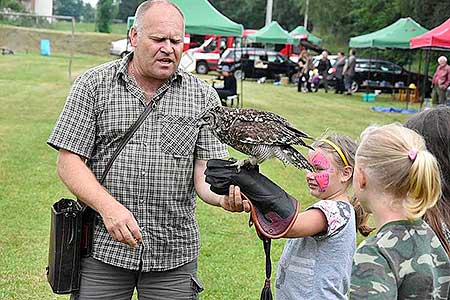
top-left (410, 17), bottom-right (450, 49)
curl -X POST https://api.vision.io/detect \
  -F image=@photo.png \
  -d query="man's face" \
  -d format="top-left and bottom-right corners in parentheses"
top-left (130, 3), bottom-right (184, 81)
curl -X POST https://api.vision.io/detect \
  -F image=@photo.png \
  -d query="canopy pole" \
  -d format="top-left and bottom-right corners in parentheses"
top-left (418, 49), bottom-right (423, 107)
top-left (406, 49), bottom-right (412, 110)
top-left (422, 49), bottom-right (430, 108)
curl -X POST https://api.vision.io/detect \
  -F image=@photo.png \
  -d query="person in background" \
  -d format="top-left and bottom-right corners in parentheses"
top-left (333, 52), bottom-right (346, 94)
top-left (47, 1), bottom-right (240, 299)
top-left (343, 49), bottom-right (356, 96)
top-left (297, 50), bottom-right (313, 93)
top-left (350, 123), bottom-right (450, 300)
top-left (317, 50), bottom-right (332, 93)
top-left (214, 65), bottom-right (237, 106)
top-left (431, 56), bottom-right (450, 106)
top-left (404, 106), bottom-right (450, 256)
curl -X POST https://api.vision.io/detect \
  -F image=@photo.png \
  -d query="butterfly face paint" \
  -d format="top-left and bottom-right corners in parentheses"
top-left (309, 150), bottom-right (334, 192)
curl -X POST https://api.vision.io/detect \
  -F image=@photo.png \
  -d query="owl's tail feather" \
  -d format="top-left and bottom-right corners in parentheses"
top-left (280, 146), bottom-right (314, 172)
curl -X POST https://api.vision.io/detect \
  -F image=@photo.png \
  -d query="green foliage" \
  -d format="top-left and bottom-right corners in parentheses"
top-left (209, 0), bottom-right (302, 31)
top-left (0, 52), bottom-right (418, 300)
top-left (117, 0), bottom-right (141, 23)
top-left (0, 0), bottom-right (25, 11)
top-left (96, 0), bottom-right (114, 33)
top-left (54, 0), bottom-right (96, 22)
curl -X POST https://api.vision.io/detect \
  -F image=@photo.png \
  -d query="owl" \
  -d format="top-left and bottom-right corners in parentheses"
top-left (202, 106), bottom-right (314, 172)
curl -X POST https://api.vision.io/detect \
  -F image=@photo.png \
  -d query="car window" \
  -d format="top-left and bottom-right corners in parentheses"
top-left (268, 55), bottom-right (285, 63)
top-left (355, 61), bottom-right (378, 71)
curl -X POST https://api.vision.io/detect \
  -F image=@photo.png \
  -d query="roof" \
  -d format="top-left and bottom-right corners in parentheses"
top-left (170, 0), bottom-right (244, 36)
top-left (349, 17), bottom-right (428, 49)
top-left (410, 17), bottom-right (450, 49)
top-left (290, 26), bottom-right (322, 45)
top-left (247, 21), bottom-right (299, 45)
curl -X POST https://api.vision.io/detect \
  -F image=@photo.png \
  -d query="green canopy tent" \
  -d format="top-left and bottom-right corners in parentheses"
top-left (247, 21), bottom-right (299, 44)
top-left (348, 17), bottom-right (428, 107)
top-left (290, 26), bottom-right (322, 45)
top-left (127, 0), bottom-right (243, 36)
top-left (349, 17), bottom-right (427, 49)
top-left (171, 0), bottom-right (243, 36)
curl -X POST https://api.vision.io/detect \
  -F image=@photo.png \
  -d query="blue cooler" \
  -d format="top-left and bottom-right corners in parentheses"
top-left (362, 93), bottom-right (376, 102)
top-left (41, 39), bottom-right (51, 56)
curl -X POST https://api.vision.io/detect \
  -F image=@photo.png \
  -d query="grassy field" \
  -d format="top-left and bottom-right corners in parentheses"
top-left (0, 52), bottom-right (420, 300)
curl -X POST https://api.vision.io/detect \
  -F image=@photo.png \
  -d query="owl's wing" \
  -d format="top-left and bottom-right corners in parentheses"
top-left (228, 118), bottom-right (310, 147)
top-left (236, 109), bottom-right (312, 140)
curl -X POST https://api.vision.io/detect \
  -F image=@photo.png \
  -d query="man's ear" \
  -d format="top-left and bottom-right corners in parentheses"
top-left (129, 27), bottom-right (138, 47)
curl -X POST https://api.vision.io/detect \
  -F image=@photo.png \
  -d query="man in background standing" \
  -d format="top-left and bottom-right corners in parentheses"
top-left (432, 56), bottom-right (450, 106)
top-left (343, 49), bottom-right (356, 96)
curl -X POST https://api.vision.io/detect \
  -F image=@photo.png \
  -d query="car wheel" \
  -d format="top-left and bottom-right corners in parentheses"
top-left (351, 81), bottom-right (359, 93)
top-left (234, 70), bottom-right (245, 80)
top-left (196, 62), bottom-right (208, 74)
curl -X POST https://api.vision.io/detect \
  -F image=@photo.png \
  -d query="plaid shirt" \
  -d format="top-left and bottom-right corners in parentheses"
top-left (48, 54), bottom-right (228, 271)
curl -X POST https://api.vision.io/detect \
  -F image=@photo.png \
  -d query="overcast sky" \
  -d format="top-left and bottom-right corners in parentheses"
top-left (83, 0), bottom-right (98, 7)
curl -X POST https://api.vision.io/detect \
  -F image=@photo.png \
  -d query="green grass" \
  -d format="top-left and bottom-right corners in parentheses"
top-left (0, 53), bottom-right (420, 300)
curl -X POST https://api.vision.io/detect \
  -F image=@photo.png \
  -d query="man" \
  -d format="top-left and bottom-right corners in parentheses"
top-left (47, 1), bottom-right (246, 299)
top-left (432, 56), bottom-right (450, 106)
top-left (343, 49), bottom-right (356, 96)
top-left (316, 50), bottom-right (332, 93)
top-left (214, 65), bottom-right (237, 106)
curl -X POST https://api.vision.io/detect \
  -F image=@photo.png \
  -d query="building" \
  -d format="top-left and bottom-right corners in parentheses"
top-left (19, 0), bottom-right (53, 16)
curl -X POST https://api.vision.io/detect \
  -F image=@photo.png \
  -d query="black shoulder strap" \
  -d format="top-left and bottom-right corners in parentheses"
top-left (99, 89), bottom-right (167, 184)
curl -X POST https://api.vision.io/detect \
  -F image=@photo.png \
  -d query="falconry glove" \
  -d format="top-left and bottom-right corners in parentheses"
top-left (205, 159), bottom-right (299, 239)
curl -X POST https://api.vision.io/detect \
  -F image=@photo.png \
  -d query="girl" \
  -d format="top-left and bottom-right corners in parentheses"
top-left (350, 123), bottom-right (450, 299)
top-left (275, 134), bottom-right (372, 300)
top-left (405, 106), bottom-right (450, 256)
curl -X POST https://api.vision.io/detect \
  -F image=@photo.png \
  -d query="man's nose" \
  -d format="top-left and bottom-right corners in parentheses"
top-left (160, 40), bottom-right (174, 55)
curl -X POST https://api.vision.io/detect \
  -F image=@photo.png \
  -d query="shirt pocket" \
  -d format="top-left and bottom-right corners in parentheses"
top-left (160, 115), bottom-right (199, 157)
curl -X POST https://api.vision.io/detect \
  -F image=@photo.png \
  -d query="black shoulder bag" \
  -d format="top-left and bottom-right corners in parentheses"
top-left (47, 95), bottom-right (163, 294)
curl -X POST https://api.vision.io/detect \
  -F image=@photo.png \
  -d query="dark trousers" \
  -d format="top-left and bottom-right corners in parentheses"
top-left (432, 85), bottom-right (448, 106)
top-left (297, 73), bottom-right (312, 92)
top-left (70, 257), bottom-right (202, 300)
top-left (216, 89), bottom-right (236, 106)
top-left (335, 77), bottom-right (345, 94)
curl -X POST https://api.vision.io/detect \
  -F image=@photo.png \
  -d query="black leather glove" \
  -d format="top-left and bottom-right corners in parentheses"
top-left (205, 159), bottom-right (298, 239)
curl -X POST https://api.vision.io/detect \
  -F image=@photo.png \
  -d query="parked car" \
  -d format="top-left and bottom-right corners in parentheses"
top-left (218, 48), bottom-right (300, 82)
top-left (311, 56), bottom-right (431, 94)
top-left (109, 38), bottom-right (134, 57)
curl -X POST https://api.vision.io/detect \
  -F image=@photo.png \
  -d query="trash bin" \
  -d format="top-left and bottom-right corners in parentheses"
top-left (41, 39), bottom-right (51, 56)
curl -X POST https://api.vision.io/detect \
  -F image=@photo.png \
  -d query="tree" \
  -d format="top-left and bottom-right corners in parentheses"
top-left (54, 0), bottom-right (84, 20)
top-left (0, 0), bottom-right (25, 11)
top-left (117, 0), bottom-right (141, 22)
top-left (80, 3), bottom-right (96, 22)
top-left (96, 0), bottom-right (113, 33)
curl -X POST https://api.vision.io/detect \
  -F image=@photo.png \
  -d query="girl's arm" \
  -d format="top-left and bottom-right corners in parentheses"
top-left (284, 209), bottom-right (327, 238)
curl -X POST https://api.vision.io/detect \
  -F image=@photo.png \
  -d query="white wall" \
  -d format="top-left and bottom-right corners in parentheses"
top-left (34, 0), bottom-right (53, 16)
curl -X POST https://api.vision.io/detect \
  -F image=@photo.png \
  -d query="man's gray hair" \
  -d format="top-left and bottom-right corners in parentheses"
top-left (438, 56), bottom-right (448, 63)
top-left (133, 0), bottom-right (184, 34)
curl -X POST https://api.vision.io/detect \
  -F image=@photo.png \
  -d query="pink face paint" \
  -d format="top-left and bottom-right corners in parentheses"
top-left (308, 150), bottom-right (332, 192)
top-left (310, 152), bottom-right (331, 169)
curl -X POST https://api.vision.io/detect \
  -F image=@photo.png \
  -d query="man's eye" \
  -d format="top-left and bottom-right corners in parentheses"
top-left (171, 39), bottom-right (182, 44)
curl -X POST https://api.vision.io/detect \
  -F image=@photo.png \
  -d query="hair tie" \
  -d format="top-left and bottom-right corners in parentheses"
top-left (408, 149), bottom-right (418, 161)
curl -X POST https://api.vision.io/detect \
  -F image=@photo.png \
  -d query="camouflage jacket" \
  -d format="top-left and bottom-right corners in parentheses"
top-left (350, 219), bottom-right (450, 300)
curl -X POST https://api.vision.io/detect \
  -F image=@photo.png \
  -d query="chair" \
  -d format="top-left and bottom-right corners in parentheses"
top-left (226, 94), bottom-right (240, 107)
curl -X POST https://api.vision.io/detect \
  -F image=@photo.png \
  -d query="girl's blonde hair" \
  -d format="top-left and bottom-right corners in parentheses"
top-left (357, 123), bottom-right (441, 219)
top-left (313, 134), bottom-right (374, 236)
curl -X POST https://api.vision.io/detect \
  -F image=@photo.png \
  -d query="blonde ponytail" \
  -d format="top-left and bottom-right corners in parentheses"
top-left (405, 150), bottom-right (441, 219)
